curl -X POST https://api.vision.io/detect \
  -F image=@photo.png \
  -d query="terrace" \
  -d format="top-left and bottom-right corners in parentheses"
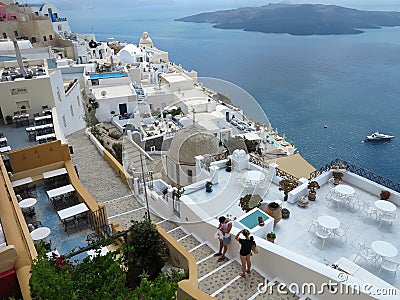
top-left (144, 152), bottom-right (400, 298)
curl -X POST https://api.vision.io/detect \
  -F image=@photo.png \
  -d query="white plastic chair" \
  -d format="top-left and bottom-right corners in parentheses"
top-left (328, 178), bottom-right (336, 189)
top-left (378, 258), bottom-right (400, 276)
top-left (308, 208), bottom-right (319, 232)
top-left (312, 225), bottom-right (330, 247)
top-left (378, 211), bottom-right (396, 228)
top-left (333, 222), bottom-right (349, 242)
top-left (360, 200), bottom-right (378, 219)
top-left (354, 243), bottom-right (376, 265)
top-left (345, 192), bottom-right (361, 211)
top-left (330, 193), bottom-right (343, 211)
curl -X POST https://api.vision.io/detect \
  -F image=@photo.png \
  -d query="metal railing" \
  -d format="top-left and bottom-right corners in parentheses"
top-left (276, 167), bottom-right (300, 185)
top-left (309, 158), bottom-right (400, 192)
top-left (202, 151), bottom-right (229, 171)
top-left (249, 154), bottom-right (270, 170)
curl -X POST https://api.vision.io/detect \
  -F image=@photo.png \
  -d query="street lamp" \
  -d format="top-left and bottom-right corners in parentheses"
top-left (139, 152), bottom-right (151, 221)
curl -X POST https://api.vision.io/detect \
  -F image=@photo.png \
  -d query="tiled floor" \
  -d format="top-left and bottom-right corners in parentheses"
top-left (25, 185), bottom-right (95, 261)
top-left (272, 182), bottom-right (400, 289)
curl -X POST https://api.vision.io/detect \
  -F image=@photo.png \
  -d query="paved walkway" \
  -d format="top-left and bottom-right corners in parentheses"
top-left (66, 129), bottom-right (300, 300)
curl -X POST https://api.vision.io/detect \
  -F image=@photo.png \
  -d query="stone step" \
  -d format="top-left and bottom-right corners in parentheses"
top-left (215, 269), bottom-right (265, 300)
top-left (178, 235), bottom-right (202, 251)
top-left (190, 244), bottom-right (215, 262)
top-left (157, 219), bottom-right (179, 232)
top-left (199, 260), bottom-right (242, 295)
top-left (167, 227), bottom-right (187, 240)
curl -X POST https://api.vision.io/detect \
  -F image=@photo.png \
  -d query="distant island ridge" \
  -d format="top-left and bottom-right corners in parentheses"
top-left (175, 3), bottom-right (400, 35)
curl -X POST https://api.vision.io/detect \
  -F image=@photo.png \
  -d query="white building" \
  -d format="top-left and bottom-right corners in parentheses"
top-left (28, 2), bottom-right (72, 39)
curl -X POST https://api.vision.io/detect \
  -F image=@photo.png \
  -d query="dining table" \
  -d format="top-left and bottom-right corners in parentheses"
top-left (374, 200), bottom-right (396, 213)
top-left (371, 240), bottom-right (398, 258)
top-left (318, 215), bottom-right (340, 231)
top-left (30, 227), bottom-right (51, 241)
top-left (334, 184), bottom-right (355, 196)
top-left (18, 198), bottom-right (37, 209)
top-left (47, 184), bottom-right (75, 199)
top-left (11, 177), bottom-right (33, 188)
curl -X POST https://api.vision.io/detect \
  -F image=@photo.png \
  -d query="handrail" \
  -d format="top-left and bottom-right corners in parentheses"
top-left (276, 167), bottom-right (300, 185)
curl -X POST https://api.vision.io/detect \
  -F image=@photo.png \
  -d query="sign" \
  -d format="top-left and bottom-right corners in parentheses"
top-left (11, 88), bottom-right (28, 95)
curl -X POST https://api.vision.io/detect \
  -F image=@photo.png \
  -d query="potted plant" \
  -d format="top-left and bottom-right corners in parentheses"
top-left (380, 190), bottom-right (391, 200)
top-left (279, 179), bottom-right (297, 202)
top-left (205, 181), bottom-right (213, 193)
top-left (266, 232), bottom-right (276, 243)
top-left (174, 185), bottom-right (185, 199)
top-left (332, 171), bottom-right (344, 185)
top-left (5, 115), bottom-right (13, 125)
top-left (239, 194), bottom-right (262, 212)
top-left (225, 159), bottom-right (232, 172)
top-left (258, 216), bottom-right (265, 226)
top-left (265, 201), bottom-right (282, 224)
top-left (307, 181), bottom-right (320, 201)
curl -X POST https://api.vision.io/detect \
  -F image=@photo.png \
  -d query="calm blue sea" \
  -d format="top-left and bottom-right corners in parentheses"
top-left (64, 4), bottom-right (400, 181)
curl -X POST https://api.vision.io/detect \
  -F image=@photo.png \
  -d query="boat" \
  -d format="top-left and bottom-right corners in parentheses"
top-left (365, 131), bottom-right (394, 141)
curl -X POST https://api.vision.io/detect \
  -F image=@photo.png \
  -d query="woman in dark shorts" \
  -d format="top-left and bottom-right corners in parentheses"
top-left (235, 229), bottom-right (255, 278)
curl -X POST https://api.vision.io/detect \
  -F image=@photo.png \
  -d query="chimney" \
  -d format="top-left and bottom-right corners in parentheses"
top-left (12, 38), bottom-right (27, 77)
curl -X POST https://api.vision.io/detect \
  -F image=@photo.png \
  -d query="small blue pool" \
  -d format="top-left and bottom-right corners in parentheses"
top-left (239, 210), bottom-right (270, 230)
top-left (267, 137), bottom-right (280, 147)
top-left (89, 72), bottom-right (125, 79)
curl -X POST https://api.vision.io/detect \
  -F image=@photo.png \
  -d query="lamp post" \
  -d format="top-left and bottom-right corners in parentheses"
top-left (139, 153), bottom-right (151, 221)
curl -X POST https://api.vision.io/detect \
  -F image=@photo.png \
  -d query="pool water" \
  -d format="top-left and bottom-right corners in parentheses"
top-left (267, 137), bottom-right (280, 147)
top-left (240, 210), bottom-right (269, 230)
top-left (89, 72), bottom-right (125, 79)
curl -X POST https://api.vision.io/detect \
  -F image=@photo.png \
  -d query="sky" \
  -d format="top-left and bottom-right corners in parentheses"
top-left (23, 0), bottom-right (400, 12)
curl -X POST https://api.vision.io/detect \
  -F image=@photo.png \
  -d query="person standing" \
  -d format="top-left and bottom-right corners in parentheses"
top-left (214, 216), bottom-right (232, 262)
top-left (235, 229), bottom-right (255, 278)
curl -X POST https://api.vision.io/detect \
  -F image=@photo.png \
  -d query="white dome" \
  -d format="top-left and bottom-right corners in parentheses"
top-left (117, 44), bottom-right (141, 64)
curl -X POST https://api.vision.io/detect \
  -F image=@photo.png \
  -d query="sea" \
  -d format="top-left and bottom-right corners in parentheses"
top-left (62, 2), bottom-right (400, 182)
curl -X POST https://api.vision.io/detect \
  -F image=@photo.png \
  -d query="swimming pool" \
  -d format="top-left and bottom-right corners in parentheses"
top-left (239, 209), bottom-right (269, 229)
top-left (235, 208), bottom-right (274, 237)
top-left (267, 137), bottom-right (281, 147)
top-left (89, 72), bottom-right (125, 79)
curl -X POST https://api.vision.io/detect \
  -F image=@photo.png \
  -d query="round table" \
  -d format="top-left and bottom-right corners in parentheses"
top-left (374, 200), bottom-right (396, 213)
top-left (18, 198), bottom-right (37, 209)
top-left (318, 216), bottom-right (340, 230)
top-left (247, 170), bottom-right (265, 184)
top-left (30, 227), bottom-right (51, 241)
top-left (334, 185), bottom-right (355, 196)
top-left (371, 241), bottom-right (398, 258)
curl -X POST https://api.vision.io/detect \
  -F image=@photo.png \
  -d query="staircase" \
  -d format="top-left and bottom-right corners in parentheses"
top-left (156, 219), bottom-right (305, 300)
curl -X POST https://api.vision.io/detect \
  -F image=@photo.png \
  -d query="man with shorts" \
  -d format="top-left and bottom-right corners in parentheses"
top-left (214, 216), bottom-right (232, 262)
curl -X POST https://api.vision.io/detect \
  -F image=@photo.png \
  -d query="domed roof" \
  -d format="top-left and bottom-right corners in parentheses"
top-left (139, 32), bottom-right (153, 47)
top-left (167, 125), bottom-right (219, 165)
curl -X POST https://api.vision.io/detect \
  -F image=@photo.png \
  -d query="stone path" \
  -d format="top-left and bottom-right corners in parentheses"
top-left (66, 129), bottom-right (302, 300)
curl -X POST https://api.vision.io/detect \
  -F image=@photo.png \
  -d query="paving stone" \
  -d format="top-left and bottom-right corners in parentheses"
top-left (216, 269), bottom-right (264, 300)
top-left (199, 260), bottom-right (242, 294)
top-left (158, 220), bottom-right (180, 232)
top-left (179, 235), bottom-right (201, 251)
top-left (168, 227), bottom-right (188, 240)
top-left (191, 244), bottom-right (215, 262)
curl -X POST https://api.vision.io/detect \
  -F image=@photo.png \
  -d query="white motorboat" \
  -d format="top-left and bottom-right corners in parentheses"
top-left (365, 131), bottom-right (394, 141)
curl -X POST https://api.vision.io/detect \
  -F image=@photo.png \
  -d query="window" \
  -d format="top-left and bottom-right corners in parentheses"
top-left (31, 37), bottom-right (36, 43)
top-left (70, 105), bottom-right (74, 117)
top-left (58, 25), bottom-right (62, 31)
top-left (49, 35), bottom-right (53, 40)
top-left (14, 31), bottom-right (18, 37)
top-left (43, 36), bottom-right (47, 42)
top-left (62, 115), bottom-right (67, 127)
top-left (16, 100), bottom-right (30, 109)
top-left (2, 33), bottom-right (6, 39)
top-left (77, 96), bottom-right (81, 106)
